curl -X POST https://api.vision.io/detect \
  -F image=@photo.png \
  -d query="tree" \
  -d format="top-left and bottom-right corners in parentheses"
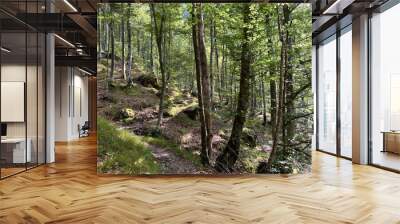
top-left (215, 4), bottom-right (252, 172)
top-left (126, 4), bottom-right (133, 85)
top-left (98, 3), bottom-right (313, 174)
top-left (121, 9), bottom-right (126, 80)
top-left (151, 4), bottom-right (167, 127)
top-left (109, 20), bottom-right (115, 85)
top-left (192, 3), bottom-right (209, 165)
top-left (196, 3), bottom-right (213, 162)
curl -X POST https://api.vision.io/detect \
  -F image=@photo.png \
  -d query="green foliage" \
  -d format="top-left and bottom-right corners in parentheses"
top-left (98, 3), bottom-right (313, 174)
top-left (97, 117), bottom-right (160, 174)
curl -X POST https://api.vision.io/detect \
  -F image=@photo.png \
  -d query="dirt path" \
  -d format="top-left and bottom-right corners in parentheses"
top-left (147, 144), bottom-right (198, 174)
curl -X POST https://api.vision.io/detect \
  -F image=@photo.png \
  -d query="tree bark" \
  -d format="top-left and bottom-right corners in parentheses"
top-left (126, 6), bottom-right (133, 85)
top-left (150, 14), bottom-right (154, 74)
top-left (215, 4), bottom-right (252, 172)
top-left (261, 73), bottom-right (267, 126)
top-left (151, 4), bottom-right (167, 127)
top-left (192, 3), bottom-right (209, 165)
top-left (270, 79), bottom-right (277, 127)
top-left (197, 3), bottom-right (213, 160)
top-left (109, 21), bottom-right (115, 85)
top-left (209, 19), bottom-right (214, 109)
top-left (258, 5), bottom-right (288, 173)
top-left (121, 16), bottom-right (126, 80)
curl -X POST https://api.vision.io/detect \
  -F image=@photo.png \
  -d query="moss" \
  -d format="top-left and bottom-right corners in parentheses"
top-left (165, 101), bottom-right (197, 117)
top-left (97, 117), bottom-right (160, 174)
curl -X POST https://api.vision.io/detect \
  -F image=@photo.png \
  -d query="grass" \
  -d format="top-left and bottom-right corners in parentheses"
top-left (140, 135), bottom-right (203, 168)
top-left (97, 117), bottom-right (160, 174)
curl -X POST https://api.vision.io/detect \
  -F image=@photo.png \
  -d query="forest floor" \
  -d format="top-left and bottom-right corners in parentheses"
top-left (97, 61), bottom-right (271, 174)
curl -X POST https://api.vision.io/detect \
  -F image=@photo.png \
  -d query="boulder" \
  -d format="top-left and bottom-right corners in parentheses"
top-left (119, 108), bottom-right (135, 119)
top-left (135, 74), bottom-right (160, 89)
top-left (182, 106), bottom-right (200, 120)
top-left (163, 110), bottom-right (173, 118)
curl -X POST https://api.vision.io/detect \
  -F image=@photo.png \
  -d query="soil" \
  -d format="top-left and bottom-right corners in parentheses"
top-left (147, 144), bottom-right (198, 174)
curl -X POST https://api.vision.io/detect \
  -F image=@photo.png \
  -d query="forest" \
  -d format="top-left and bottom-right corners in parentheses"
top-left (97, 3), bottom-right (312, 174)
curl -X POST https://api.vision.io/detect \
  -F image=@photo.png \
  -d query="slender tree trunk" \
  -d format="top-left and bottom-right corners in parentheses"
top-left (209, 19), bottom-right (214, 109)
top-left (166, 22), bottom-right (172, 81)
top-left (270, 79), bottom-right (277, 127)
top-left (192, 3), bottom-right (209, 165)
top-left (250, 72), bottom-right (256, 116)
top-left (230, 65), bottom-right (234, 110)
top-left (197, 3), bottom-right (213, 161)
top-left (109, 21), bottom-right (115, 84)
top-left (215, 4), bottom-right (252, 172)
top-left (126, 7), bottom-right (133, 85)
top-left (121, 18), bottom-right (126, 80)
top-left (262, 73), bottom-right (267, 126)
top-left (151, 4), bottom-right (166, 127)
top-left (150, 15), bottom-right (154, 74)
top-left (258, 6), bottom-right (288, 173)
top-left (221, 43), bottom-right (225, 103)
top-left (215, 26), bottom-right (221, 104)
top-left (285, 38), bottom-right (294, 147)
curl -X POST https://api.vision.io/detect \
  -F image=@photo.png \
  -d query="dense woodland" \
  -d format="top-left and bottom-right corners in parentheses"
top-left (97, 3), bottom-right (312, 174)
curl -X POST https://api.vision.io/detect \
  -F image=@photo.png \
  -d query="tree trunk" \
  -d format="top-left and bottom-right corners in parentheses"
top-left (215, 26), bottom-right (221, 104)
top-left (270, 80), bottom-right (277, 127)
top-left (151, 4), bottom-right (167, 127)
top-left (250, 72), bottom-right (256, 116)
top-left (121, 17), bottom-right (126, 80)
top-left (209, 19), bottom-right (214, 109)
top-left (150, 15), bottom-right (154, 74)
top-left (262, 73), bottom-right (267, 126)
top-left (109, 21), bottom-right (115, 84)
top-left (258, 6), bottom-right (288, 173)
top-left (285, 38), bottom-right (294, 148)
top-left (196, 3), bottom-right (213, 160)
top-left (221, 43), bottom-right (225, 103)
top-left (215, 4), bottom-right (252, 172)
top-left (192, 3), bottom-right (209, 165)
top-left (126, 7), bottom-right (133, 85)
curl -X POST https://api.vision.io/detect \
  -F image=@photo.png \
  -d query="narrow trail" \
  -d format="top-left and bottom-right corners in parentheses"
top-left (119, 123), bottom-right (200, 174)
top-left (147, 144), bottom-right (198, 174)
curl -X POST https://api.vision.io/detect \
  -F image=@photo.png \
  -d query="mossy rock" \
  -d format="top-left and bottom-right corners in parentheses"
top-left (182, 106), bottom-right (200, 120)
top-left (118, 108), bottom-right (135, 120)
top-left (242, 128), bottom-right (257, 148)
top-left (135, 74), bottom-right (160, 89)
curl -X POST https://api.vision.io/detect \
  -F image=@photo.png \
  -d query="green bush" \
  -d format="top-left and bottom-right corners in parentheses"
top-left (97, 117), bottom-right (160, 174)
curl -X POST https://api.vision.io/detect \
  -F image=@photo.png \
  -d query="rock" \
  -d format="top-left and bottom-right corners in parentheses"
top-left (241, 128), bottom-right (257, 147)
top-left (182, 106), bottom-right (200, 120)
top-left (119, 108), bottom-right (135, 119)
top-left (163, 110), bottom-right (173, 118)
top-left (135, 74), bottom-right (160, 89)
